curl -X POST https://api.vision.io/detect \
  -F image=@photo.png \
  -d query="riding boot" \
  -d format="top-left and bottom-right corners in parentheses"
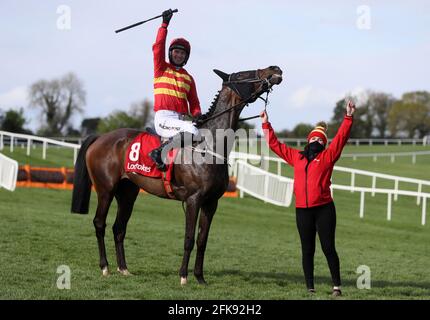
top-left (148, 132), bottom-right (200, 172)
top-left (148, 139), bottom-right (170, 172)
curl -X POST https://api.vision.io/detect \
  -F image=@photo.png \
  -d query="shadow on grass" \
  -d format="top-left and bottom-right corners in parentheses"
top-left (210, 269), bottom-right (430, 292)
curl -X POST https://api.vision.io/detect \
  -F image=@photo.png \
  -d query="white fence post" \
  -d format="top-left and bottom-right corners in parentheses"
top-left (371, 176), bottom-right (376, 197)
top-left (394, 180), bottom-right (399, 201)
top-left (0, 153), bottom-right (18, 191)
top-left (0, 133), bottom-right (3, 150)
top-left (417, 184), bottom-right (422, 205)
top-left (360, 191), bottom-right (365, 218)
top-left (43, 141), bottom-right (47, 159)
top-left (350, 172), bottom-right (355, 192)
top-left (26, 138), bottom-right (31, 156)
top-left (422, 197), bottom-right (427, 226)
top-left (264, 174), bottom-right (269, 202)
top-left (387, 193), bottom-right (392, 221)
top-left (10, 136), bottom-right (14, 152)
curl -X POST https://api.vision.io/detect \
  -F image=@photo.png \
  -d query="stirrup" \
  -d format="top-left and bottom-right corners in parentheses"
top-left (148, 149), bottom-right (167, 172)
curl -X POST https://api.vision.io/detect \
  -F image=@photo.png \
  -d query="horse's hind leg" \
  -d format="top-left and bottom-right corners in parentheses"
top-left (113, 179), bottom-right (140, 276)
top-left (93, 191), bottom-right (114, 276)
top-left (194, 199), bottom-right (218, 285)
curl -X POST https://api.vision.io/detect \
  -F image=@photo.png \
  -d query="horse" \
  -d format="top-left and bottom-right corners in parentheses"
top-left (71, 66), bottom-right (283, 285)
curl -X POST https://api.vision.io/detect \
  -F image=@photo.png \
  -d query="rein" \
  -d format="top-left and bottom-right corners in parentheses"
top-left (238, 90), bottom-right (270, 122)
top-left (197, 77), bottom-right (272, 126)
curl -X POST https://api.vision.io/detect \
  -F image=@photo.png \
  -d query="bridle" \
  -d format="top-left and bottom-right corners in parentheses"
top-left (196, 70), bottom-right (274, 126)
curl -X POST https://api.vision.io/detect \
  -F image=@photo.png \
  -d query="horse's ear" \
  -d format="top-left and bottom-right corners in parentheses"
top-left (213, 69), bottom-right (230, 82)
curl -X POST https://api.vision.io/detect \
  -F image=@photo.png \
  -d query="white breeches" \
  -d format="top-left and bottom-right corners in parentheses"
top-left (154, 110), bottom-right (199, 139)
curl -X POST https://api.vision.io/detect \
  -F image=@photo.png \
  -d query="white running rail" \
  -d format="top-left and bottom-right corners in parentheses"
top-left (237, 137), bottom-right (428, 147)
top-left (0, 153), bottom-right (18, 191)
top-left (230, 152), bottom-right (430, 225)
top-left (234, 160), bottom-right (293, 207)
top-left (0, 131), bottom-right (80, 164)
top-left (341, 150), bottom-right (430, 164)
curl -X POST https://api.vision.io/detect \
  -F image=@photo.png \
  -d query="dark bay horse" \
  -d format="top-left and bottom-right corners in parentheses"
top-left (71, 66), bottom-right (282, 285)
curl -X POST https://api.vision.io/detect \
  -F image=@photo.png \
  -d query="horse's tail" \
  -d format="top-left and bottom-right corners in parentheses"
top-left (71, 135), bottom-right (99, 214)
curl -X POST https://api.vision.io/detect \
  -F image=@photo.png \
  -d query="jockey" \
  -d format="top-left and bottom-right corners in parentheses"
top-left (148, 9), bottom-right (205, 171)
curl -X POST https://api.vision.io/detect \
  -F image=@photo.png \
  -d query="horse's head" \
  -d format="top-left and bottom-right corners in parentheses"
top-left (213, 66), bottom-right (283, 104)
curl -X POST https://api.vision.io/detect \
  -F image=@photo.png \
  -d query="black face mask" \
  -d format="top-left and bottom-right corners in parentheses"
top-left (300, 141), bottom-right (325, 161)
top-left (309, 141), bottom-right (325, 153)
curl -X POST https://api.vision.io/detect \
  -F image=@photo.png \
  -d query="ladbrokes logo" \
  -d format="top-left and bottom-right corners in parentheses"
top-left (127, 163), bottom-right (151, 173)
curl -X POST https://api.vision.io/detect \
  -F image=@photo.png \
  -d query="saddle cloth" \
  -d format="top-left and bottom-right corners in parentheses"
top-left (124, 130), bottom-right (177, 198)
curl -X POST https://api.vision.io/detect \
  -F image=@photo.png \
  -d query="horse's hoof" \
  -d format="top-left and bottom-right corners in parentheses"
top-left (180, 277), bottom-right (188, 285)
top-left (195, 276), bottom-right (207, 285)
top-left (117, 268), bottom-right (132, 276)
top-left (102, 267), bottom-right (110, 276)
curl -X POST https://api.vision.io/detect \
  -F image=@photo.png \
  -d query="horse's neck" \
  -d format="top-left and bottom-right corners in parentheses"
top-left (202, 92), bottom-right (244, 156)
top-left (204, 92), bottom-right (242, 132)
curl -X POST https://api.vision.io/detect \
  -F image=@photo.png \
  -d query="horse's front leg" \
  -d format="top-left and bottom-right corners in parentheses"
top-left (194, 199), bottom-right (218, 285)
top-left (179, 194), bottom-right (200, 285)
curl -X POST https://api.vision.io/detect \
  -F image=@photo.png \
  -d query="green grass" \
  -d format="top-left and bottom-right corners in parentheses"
top-left (1, 144), bottom-right (429, 299)
top-left (0, 187), bottom-right (429, 300)
top-left (1, 145), bottom-right (75, 168)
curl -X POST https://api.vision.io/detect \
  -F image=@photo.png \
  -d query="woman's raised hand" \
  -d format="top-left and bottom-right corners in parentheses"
top-left (346, 100), bottom-right (356, 116)
top-left (260, 110), bottom-right (269, 124)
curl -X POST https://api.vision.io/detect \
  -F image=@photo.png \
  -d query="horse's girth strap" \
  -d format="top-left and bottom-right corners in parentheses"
top-left (162, 172), bottom-right (176, 199)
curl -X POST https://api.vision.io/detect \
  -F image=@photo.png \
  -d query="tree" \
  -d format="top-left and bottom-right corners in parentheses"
top-left (0, 108), bottom-right (32, 134)
top-left (388, 101), bottom-right (430, 138)
top-left (97, 111), bottom-right (142, 134)
top-left (29, 72), bottom-right (86, 136)
top-left (237, 121), bottom-right (255, 131)
top-left (97, 99), bottom-right (154, 134)
top-left (130, 99), bottom-right (153, 128)
top-left (402, 91), bottom-right (430, 106)
top-left (291, 123), bottom-right (313, 138)
top-left (81, 118), bottom-right (101, 136)
top-left (366, 91), bottom-right (396, 138)
top-left (387, 91), bottom-right (430, 138)
top-left (274, 129), bottom-right (292, 138)
top-left (330, 96), bottom-right (372, 138)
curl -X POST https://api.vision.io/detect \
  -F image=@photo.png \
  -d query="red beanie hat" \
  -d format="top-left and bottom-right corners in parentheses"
top-left (307, 121), bottom-right (328, 145)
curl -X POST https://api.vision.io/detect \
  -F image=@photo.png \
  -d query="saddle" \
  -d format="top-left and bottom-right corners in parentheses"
top-left (124, 128), bottom-right (177, 199)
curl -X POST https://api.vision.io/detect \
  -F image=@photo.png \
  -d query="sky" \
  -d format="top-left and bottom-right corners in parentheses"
top-left (0, 0), bottom-right (429, 133)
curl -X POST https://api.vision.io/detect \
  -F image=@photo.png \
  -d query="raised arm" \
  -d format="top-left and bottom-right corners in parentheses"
top-left (152, 10), bottom-right (173, 75)
top-left (327, 100), bottom-right (355, 162)
top-left (260, 110), bottom-right (299, 166)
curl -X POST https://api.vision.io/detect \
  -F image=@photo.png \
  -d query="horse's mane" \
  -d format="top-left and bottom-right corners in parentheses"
top-left (202, 90), bottom-right (222, 118)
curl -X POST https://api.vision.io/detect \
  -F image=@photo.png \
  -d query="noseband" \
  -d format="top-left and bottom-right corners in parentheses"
top-left (223, 70), bottom-right (271, 100)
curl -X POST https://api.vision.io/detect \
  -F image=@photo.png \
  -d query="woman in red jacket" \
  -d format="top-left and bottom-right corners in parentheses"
top-left (260, 101), bottom-right (355, 296)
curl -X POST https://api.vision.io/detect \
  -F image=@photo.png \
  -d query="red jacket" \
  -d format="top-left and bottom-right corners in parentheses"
top-left (152, 23), bottom-right (201, 117)
top-left (262, 115), bottom-right (353, 208)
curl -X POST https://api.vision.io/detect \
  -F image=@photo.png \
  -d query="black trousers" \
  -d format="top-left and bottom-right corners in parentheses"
top-left (296, 201), bottom-right (341, 289)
